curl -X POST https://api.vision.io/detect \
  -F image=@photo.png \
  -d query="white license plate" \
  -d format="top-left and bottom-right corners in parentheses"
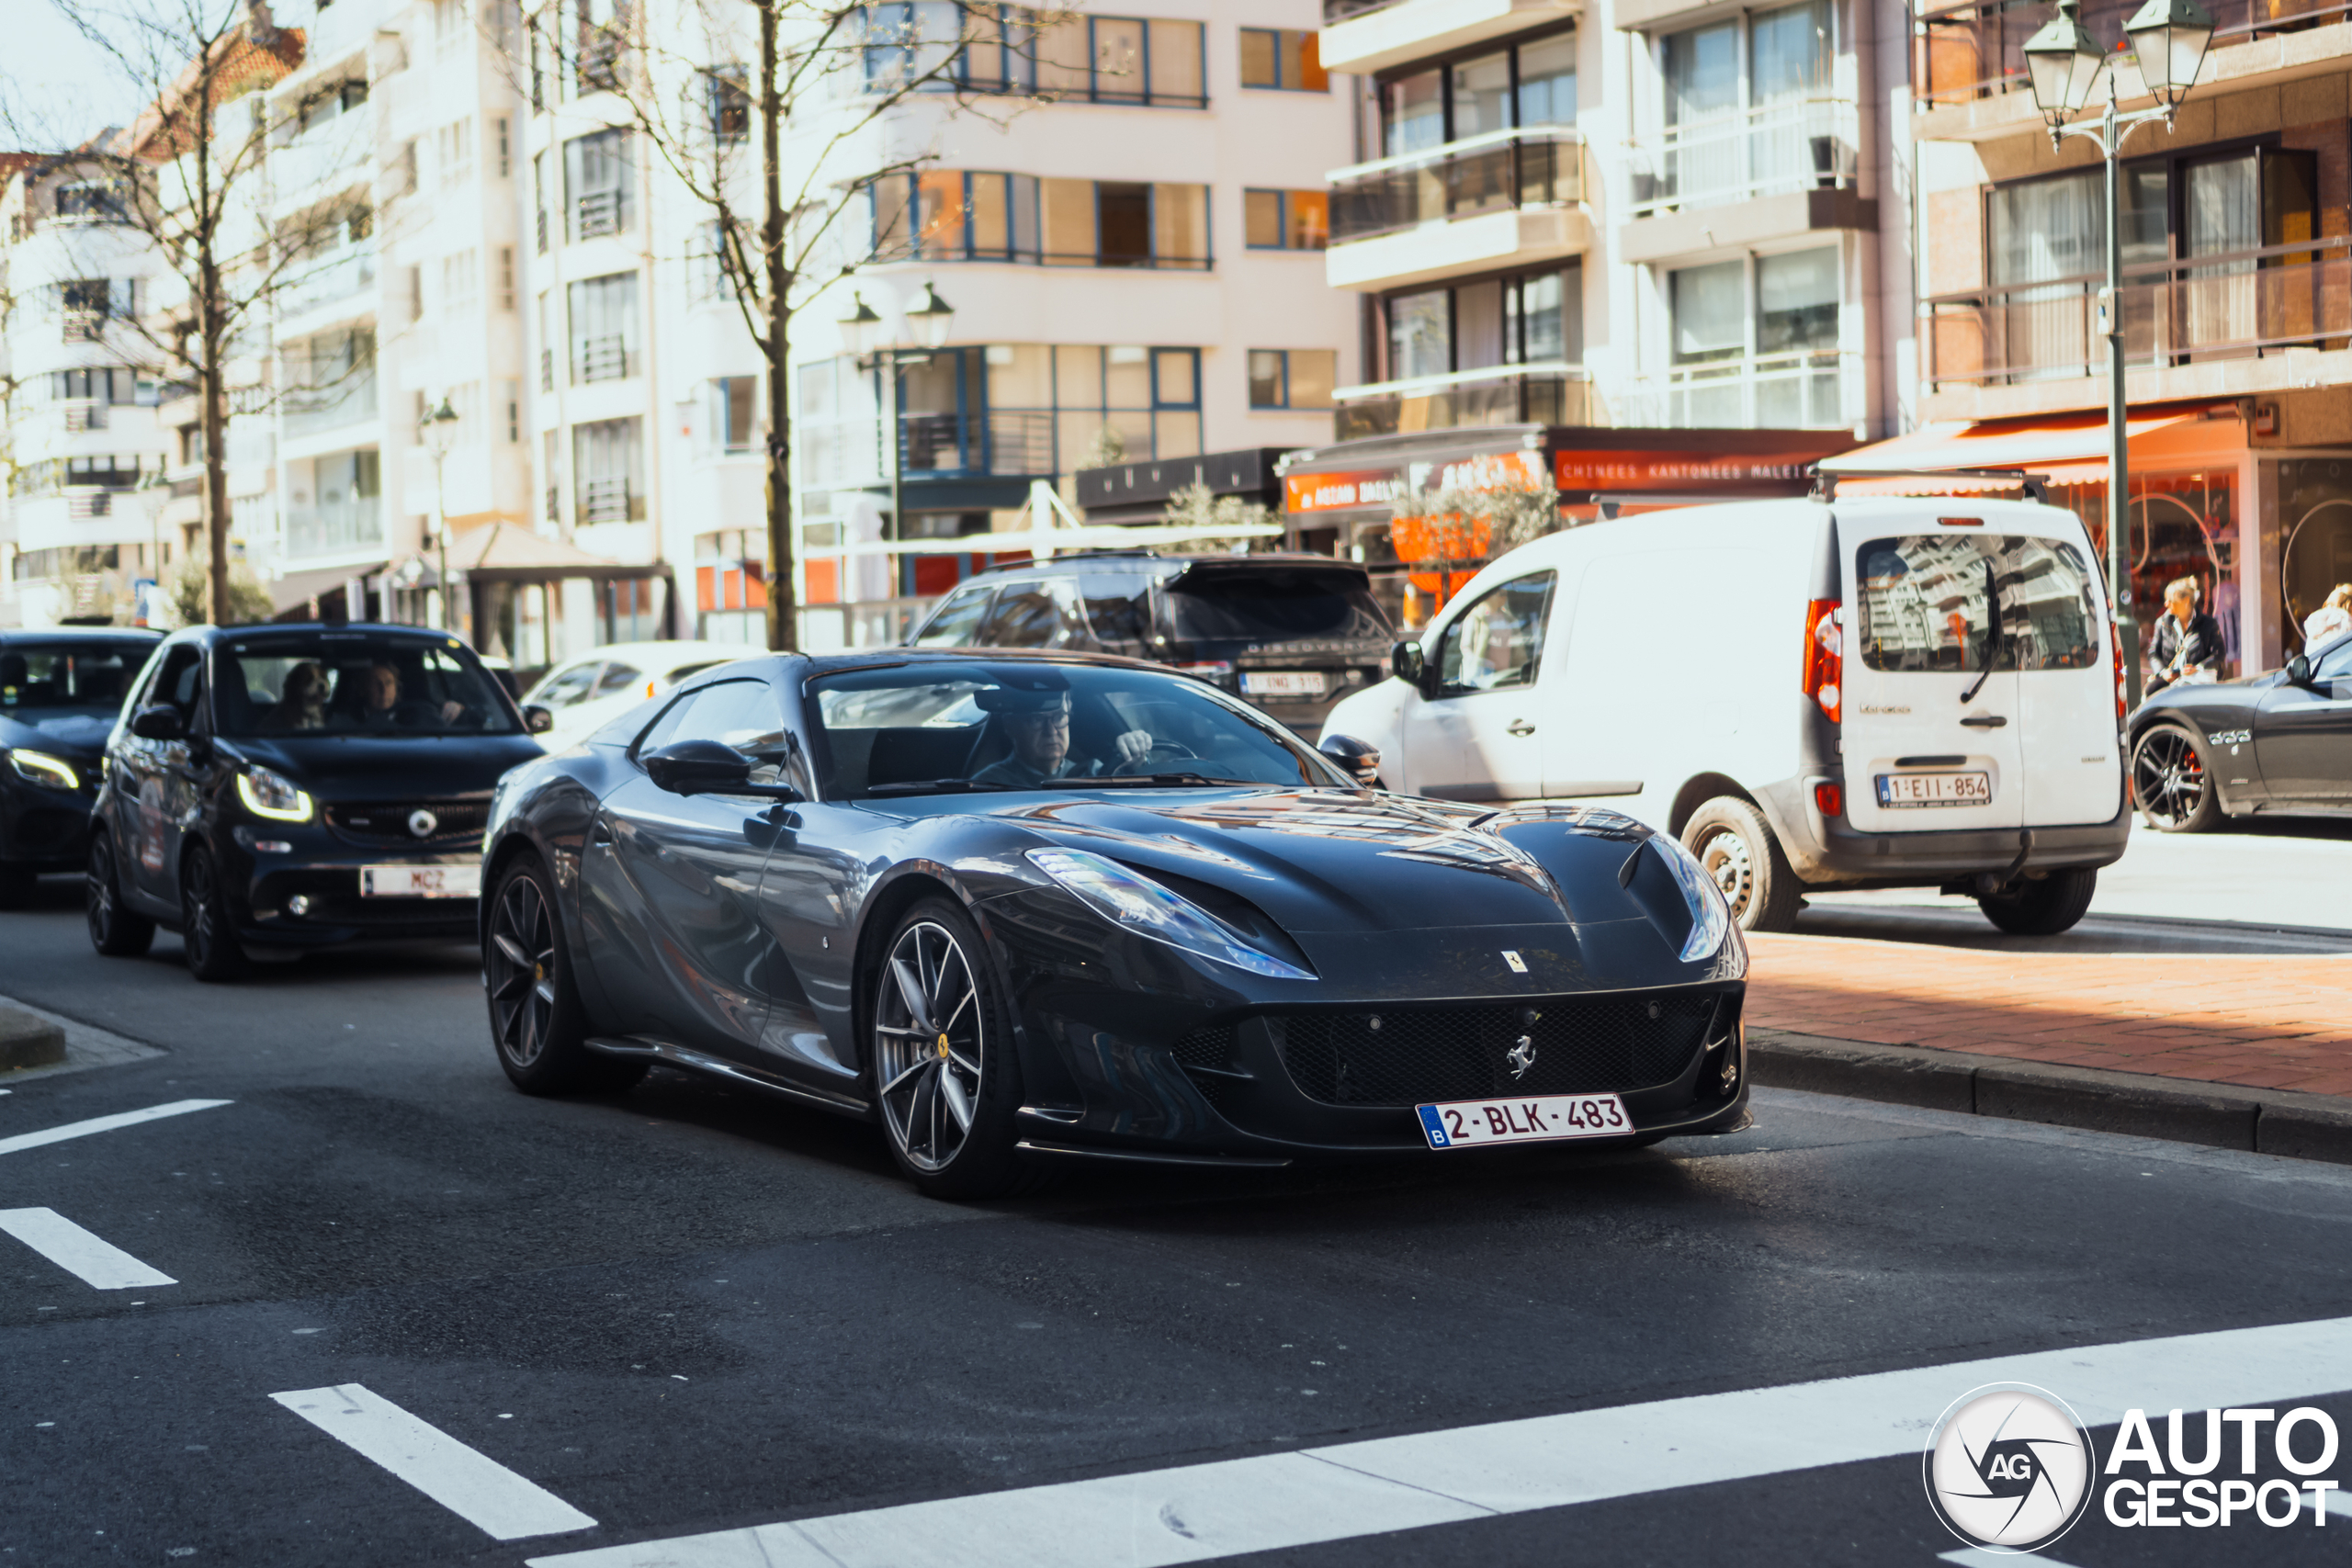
top-left (360, 863), bottom-right (481, 898)
top-left (1874, 771), bottom-right (1992, 808)
top-left (1416, 1092), bottom-right (1632, 1149)
top-left (1240, 671), bottom-right (1328, 699)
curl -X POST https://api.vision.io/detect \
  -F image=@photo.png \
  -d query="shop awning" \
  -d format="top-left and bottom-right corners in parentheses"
top-left (1821, 411), bottom-right (2207, 491)
top-left (268, 563), bottom-right (384, 615)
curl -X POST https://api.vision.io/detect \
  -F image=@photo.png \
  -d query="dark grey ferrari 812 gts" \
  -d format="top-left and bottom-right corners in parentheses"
top-left (480, 649), bottom-right (1749, 1196)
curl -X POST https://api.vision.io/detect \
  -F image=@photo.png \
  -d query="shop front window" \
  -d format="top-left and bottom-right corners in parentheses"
top-left (2065, 469), bottom-right (2241, 678)
top-left (2278, 457), bottom-right (2352, 655)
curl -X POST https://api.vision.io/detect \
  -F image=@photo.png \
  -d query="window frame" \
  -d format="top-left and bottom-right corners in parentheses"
top-left (1247, 349), bottom-right (1338, 410)
top-left (1238, 27), bottom-right (1328, 92)
top-left (1434, 570), bottom-right (1558, 696)
top-left (1374, 21), bottom-right (1577, 151)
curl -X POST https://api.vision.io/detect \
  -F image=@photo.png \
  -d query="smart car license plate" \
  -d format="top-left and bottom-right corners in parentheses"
top-left (1874, 772), bottom-right (1992, 808)
top-left (1240, 671), bottom-right (1327, 699)
top-left (1416, 1093), bottom-right (1631, 1149)
top-left (360, 863), bottom-right (481, 898)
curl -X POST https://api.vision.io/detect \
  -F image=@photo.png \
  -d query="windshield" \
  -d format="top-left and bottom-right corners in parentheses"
top-left (1162, 569), bottom-right (1392, 647)
top-left (215, 635), bottom-right (520, 736)
top-left (1855, 535), bottom-right (2102, 673)
top-left (809, 660), bottom-right (1345, 797)
top-left (0, 642), bottom-right (151, 719)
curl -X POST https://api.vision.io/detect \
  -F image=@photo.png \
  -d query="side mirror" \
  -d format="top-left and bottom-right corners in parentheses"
top-left (1389, 639), bottom-right (1425, 689)
top-left (2288, 653), bottom-right (2314, 687)
top-left (1318, 733), bottom-right (1384, 790)
top-left (643, 738), bottom-right (801, 800)
top-left (130, 705), bottom-right (187, 741)
top-left (523, 704), bottom-right (556, 735)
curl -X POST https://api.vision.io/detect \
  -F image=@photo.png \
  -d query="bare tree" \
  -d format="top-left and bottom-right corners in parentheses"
top-left (528, 0), bottom-right (1069, 650)
top-left (27, 0), bottom-right (354, 626)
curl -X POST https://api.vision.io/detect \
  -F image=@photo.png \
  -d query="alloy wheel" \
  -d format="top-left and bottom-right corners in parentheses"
top-left (872, 920), bottom-right (985, 1174)
top-left (488, 872), bottom-right (559, 1068)
top-left (1694, 828), bottom-right (1755, 922)
top-left (2132, 729), bottom-right (2207, 829)
top-left (185, 852), bottom-right (220, 968)
top-left (87, 839), bottom-right (118, 947)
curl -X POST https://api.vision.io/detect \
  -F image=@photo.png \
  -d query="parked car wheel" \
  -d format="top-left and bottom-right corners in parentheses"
top-left (485, 852), bottom-right (644, 1096)
top-left (85, 831), bottom-right (155, 958)
top-left (179, 845), bottom-right (250, 982)
top-left (2131, 724), bottom-right (2222, 833)
top-left (869, 898), bottom-right (1035, 1200)
top-left (1977, 867), bottom-right (2098, 936)
top-left (1681, 797), bottom-right (1803, 934)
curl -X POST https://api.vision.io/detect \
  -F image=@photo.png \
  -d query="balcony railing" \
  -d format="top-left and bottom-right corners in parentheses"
top-left (546, 485), bottom-right (561, 523)
top-left (1624, 349), bottom-right (1856, 430)
top-left (62, 401), bottom-right (108, 432)
top-left (282, 372), bottom-right (380, 437)
top-left (575, 188), bottom-right (627, 239)
top-left (573, 333), bottom-right (634, 383)
top-left (581, 476), bottom-right (635, 523)
top-left (1627, 97), bottom-right (1859, 218)
top-left (1917, 0), bottom-right (2352, 106)
top-left (1334, 362), bottom-right (1597, 442)
top-left (281, 245), bottom-right (378, 315)
top-left (1925, 240), bottom-right (2352, 386)
top-left (62, 310), bottom-right (107, 343)
top-left (1329, 128), bottom-right (1585, 245)
top-left (288, 492), bottom-right (384, 558)
top-left (69, 491), bottom-right (117, 518)
top-left (540, 347), bottom-right (554, 391)
top-left (900, 410), bottom-right (1057, 477)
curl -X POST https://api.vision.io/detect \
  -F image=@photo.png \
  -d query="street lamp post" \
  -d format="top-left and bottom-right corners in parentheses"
top-left (2024, 0), bottom-right (2213, 709)
top-left (419, 396), bottom-right (461, 632)
top-left (135, 469), bottom-right (168, 626)
top-left (838, 283), bottom-right (956, 569)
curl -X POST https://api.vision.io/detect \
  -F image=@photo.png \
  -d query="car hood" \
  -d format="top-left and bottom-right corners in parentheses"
top-left (0, 710), bottom-right (118, 760)
top-left (223, 733), bottom-right (544, 799)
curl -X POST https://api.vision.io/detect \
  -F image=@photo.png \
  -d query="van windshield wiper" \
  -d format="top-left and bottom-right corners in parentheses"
top-left (1960, 557), bottom-right (2001, 705)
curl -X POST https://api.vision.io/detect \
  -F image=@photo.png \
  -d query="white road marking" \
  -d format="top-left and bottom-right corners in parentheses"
top-left (531, 1314), bottom-right (2352, 1568)
top-left (0, 1209), bottom-right (175, 1289)
top-left (270, 1384), bottom-right (595, 1541)
top-left (0, 1100), bottom-right (231, 1157)
top-left (1940, 1551), bottom-right (2080, 1566)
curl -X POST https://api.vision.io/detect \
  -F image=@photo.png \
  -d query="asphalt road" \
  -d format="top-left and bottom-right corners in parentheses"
top-left (6, 848), bottom-right (2352, 1568)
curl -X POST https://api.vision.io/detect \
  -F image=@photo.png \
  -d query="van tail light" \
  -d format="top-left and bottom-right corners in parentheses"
top-left (1814, 782), bottom-right (1844, 818)
top-left (2109, 619), bottom-right (2126, 721)
top-left (1803, 599), bottom-right (1842, 723)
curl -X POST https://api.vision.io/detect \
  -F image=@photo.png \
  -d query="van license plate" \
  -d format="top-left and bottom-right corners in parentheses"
top-left (361, 864), bottom-right (481, 898)
top-left (1416, 1093), bottom-right (1631, 1149)
top-left (1875, 772), bottom-right (1992, 807)
top-left (1240, 671), bottom-right (1327, 699)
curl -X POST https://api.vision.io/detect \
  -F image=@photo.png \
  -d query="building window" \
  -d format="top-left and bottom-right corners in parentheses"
top-left (564, 127), bottom-right (634, 238)
top-left (689, 220), bottom-right (738, 300)
top-left (1380, 28), bottom-right (1577, 155)
top-left (435, 118), bottom-right (475, 186)
top-left (1238, 28), bottom-right (1325, 91)
top-left (1757, 248), bottom-right (1838, 355)
top-left (1668, 258), bottom-right (1746, 366)
top-left (574, 0), bottom-right (628, 94)
top-left (441, 249), bottom-right (481, 316)
top-left (706, 64), bottom-right (749, 141)
top-left (54, 182), bottom-right (130, 223)
top-left (497, 245), bottom-right (516, 310)
top-left (709, 377), bottom-right (757, 454)
top-left (573, 416), bottom-right (645, 522)
top-left (864, 10), bottom-right (1206, 107)
top-left (1248, 350), bottom-right (1337, 409)
top-left (871, 174), bottom-right (1208, 268)
top-left (1242, 188), bottom-right (1328, 251)
top-left (568, 271), bottom-right (639, 383)
top-left (1381, 266), bottom-right (1582, 380)
top-left (533, 152), bottom-right (549, 252)
top-left (695, 530), bottom-right (767, 637)
top-left (48, 367), bottom-right (149, 404)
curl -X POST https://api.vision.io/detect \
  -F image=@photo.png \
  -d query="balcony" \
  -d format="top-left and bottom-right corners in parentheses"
top-left (573, 334), bottom-right (635, 383)
top-left (575, 189), bottom-right (628, 240)
top-left (1917, 0), bottom-right (2349, 108)
top-left (581, 477), bottom-right (635, 524)
top-left (280, 245), bottom-right (378, 318)
top-left (1333, 362), bottom-right (1597, 441)
top-left (1326, 130), bottom-right (1589, 293)
top-left (62, 401), bottom-right (108, 433)
top-left (1620, 98), bottom-right (1871, 263)
top-left (902, 411), bottom-right (1057, 477)
top-left (1319, 0), bottom-right (1589, 76)
top-left (1624, 350), bottom-right (1857, 430)
top-left (62, 310), bottom-right (108, 344)
top-left (287, 491), bottom-right (382, 558)
top-left (282, 370), bottom-right (379, 438)
top-left (1924, 240), bottom-right (2352, 390)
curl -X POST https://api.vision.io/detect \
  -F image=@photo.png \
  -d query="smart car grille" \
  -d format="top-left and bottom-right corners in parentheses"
top-left (1275, 993), bottom-right (1723, 1108)
top-left (323, 800), bottom-right (491, 847)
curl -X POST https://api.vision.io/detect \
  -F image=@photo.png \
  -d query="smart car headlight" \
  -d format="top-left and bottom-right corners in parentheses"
top-left (1648, 833), bottom-right (1731, 962)
top-left (6, 749), bottom-right (80, 791)
top-left (1025, 847), bottom-right (1314, 981)
top-left (236, 764), bottom-right (314, 823)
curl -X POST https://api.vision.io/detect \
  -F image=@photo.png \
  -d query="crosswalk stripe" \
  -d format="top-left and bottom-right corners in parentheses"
top-left (270, 1384), bottom-right (595, 1541)
top-left (529, 1314), bottom-right (2352, 1568)
top-left (0, 1208), bottom-right (175, 1289)
top-left (0, 1099), bottom-right (232, 1157)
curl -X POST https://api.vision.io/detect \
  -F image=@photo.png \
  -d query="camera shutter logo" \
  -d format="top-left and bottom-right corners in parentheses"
top-left (1924, 1383), bottom-right (2096, 1552)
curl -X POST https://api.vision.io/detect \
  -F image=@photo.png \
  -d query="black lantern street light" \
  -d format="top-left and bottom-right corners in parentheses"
top-left (838, 284), bottom-right (956, 565)
top-left (2023, 0), bottom-right (2212, 708)
top-left (419, 395), bottom-right (461, 633)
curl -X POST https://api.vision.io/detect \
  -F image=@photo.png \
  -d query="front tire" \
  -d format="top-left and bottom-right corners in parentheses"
top-left (869, 898), bottom-right (1030, 1199)
top-left (1977, 867), bottom-right (2098, 936)
top-left (180, 845), bottom-right (249, 982)
top-left (86, 832), bottom-right (155, 957)
top-left (2132, 724), bottom-right (2222, 832)
top-left (485, 852), bottom-right (643, 1095)
top-left (1681, 796), bottom-right (1803, 933)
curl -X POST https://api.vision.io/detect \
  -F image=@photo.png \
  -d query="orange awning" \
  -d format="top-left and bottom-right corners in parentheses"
top-left (1821, 411), bottom-right (2207, 493)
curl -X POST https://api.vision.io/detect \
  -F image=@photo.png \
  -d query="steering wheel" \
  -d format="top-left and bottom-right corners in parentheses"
top-left (1109, 740), bottom-right (1200, 776)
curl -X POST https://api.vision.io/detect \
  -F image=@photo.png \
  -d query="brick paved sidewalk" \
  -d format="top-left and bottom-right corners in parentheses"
top-left (1743, 932), bottom-right (2352, 1099)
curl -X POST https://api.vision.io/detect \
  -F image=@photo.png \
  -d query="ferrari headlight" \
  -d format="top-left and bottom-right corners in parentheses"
top-left (6, 749), bottom-right (79, 792)
top-left (1648, 833), bottom-right (1730, 961)
top-left (1026, 847), bottom-right (1315, 981)
top-left (236, 765), bottom-right (314, 823)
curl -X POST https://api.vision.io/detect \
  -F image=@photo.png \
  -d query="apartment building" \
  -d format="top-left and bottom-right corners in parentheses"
top-left (1900, 0), bottom-right (2352, 673)
top-left (1279, 0), bottom-right (1915, 622)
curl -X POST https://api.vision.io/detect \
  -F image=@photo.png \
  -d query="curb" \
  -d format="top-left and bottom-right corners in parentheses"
top-left (0, 1006), bottom-right (68, 1072)
top-left (1747, 1028), bottom-right (2352, 1168)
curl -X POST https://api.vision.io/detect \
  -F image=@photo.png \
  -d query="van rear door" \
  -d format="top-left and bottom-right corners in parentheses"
top-left (1841, 527), bottom-right (2025, 833)
top-left (2005, 535), bottom-right (2122, 825)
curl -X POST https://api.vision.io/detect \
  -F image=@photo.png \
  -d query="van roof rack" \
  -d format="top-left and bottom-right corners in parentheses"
top-left (1811, 466), bottom-right (2049, 505)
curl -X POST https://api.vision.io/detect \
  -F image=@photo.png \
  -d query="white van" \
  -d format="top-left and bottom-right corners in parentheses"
top-left (1320, 495), bottom-right (2132, 935)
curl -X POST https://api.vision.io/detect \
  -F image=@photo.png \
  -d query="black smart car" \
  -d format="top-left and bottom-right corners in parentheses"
top-left (87, 623), bottom-right (552, 979)
top-left (1, 627), bottom-right (163, 906)
top-left (2128, 626), bottom-right (2352, 831)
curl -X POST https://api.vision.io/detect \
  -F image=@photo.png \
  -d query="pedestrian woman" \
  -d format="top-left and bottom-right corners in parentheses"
top-left (2304, 583), bottom-right (2352, 649)
top-left (2147, 577), bottom-right (2224, 693)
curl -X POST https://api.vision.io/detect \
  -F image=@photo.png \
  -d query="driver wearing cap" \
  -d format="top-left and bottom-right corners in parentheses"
top-left (972, 686), bottom-right (1153, 787)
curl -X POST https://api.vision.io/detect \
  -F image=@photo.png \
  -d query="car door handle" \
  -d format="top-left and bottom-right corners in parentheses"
top-left (1507, 719), bottom-right (1536, 737)
top-left (589, 816), bottom-right (614, 845)
top-left (1960, 715), bottom-right (2008, 728)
